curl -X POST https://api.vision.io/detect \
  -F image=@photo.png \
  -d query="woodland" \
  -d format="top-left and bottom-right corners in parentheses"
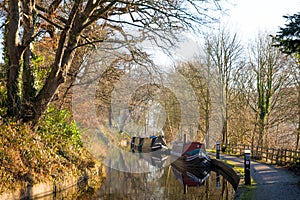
top-left (0, 0), bottom-right (299, 193)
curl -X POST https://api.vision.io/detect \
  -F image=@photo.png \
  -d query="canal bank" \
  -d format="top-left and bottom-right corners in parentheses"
top-left (0, 114), bottom-right (105, 199)
top-left (0, 163), bottom-right (104, 199)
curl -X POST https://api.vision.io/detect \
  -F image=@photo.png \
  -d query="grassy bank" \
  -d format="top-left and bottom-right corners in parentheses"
top-left (0, 107), bottom-right (103, 194)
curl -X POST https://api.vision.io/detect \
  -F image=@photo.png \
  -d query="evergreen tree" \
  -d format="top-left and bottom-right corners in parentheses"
top-left (273, 13), bottom-right (300, 55)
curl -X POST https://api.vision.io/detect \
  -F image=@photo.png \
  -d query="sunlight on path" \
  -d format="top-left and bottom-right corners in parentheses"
top-left (220, 154), bottom-right (300, 200)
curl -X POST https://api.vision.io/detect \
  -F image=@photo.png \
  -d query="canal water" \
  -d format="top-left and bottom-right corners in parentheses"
top-left (97, 165), bottom-right (236, 199)
top-left (38, 155), bottom-right (236, 200)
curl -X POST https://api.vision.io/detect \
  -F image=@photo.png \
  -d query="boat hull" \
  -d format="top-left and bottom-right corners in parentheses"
top-left (170, 141), bottom-right (210, 163)
top-left (130, 135), bottom-right (168, 153)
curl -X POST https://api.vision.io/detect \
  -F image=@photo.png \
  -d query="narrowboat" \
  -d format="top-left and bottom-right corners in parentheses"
top-left (130, 135), bottom-right (168, 153)
top-left (170, 141), bottom-right (211, 162)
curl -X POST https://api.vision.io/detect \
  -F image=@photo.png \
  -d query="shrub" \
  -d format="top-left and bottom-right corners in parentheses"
top-left (0, 107), bottom-right (97, 194)
top-left (37, 106), bottom-right (83, 149)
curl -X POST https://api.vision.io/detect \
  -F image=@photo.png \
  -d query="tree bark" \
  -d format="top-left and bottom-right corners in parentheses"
top-left (6, 0), bottom-right (21, 118)
top-left (21, 0), bottom-right (36, 120)
top-left (32, 45), bottom-right (79, 123)
top-left (29, 0), bottom-right (82, 123)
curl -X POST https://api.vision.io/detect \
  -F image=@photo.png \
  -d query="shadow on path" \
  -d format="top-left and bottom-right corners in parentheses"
top-left (219, 154), bottom-right (300, 200)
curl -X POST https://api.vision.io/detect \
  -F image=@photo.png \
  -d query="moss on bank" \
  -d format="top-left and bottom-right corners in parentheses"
top-left (0, 107), bottom-right (103, 194)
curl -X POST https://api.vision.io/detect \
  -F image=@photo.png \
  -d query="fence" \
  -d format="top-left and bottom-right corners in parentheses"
top-left (225, 144), bottom-right (300, 166)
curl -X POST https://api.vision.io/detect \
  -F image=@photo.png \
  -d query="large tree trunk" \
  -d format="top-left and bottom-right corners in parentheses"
top-left (32, 46), bottom-right (77, 123)
top-left (28, 1), bottom-right (82, 123)
top-left (6, 0), bottom-right (21, 118)
top-left (21, 0), bottom-right (36, 121)
top-left (258, 118), bottom-right (265, 148)
top-left (32, 70), bottom-right (64, 122)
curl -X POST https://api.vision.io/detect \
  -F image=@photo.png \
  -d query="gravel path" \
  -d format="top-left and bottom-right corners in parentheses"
top-left (219, 154), bottom-right (300, 200)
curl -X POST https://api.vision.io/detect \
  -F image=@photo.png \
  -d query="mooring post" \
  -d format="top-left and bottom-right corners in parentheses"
top-left (131, 137), bottom-right (136, 153)
top-left (183, 183), bottom-right (187, 194)
top-left (244, 149), bottom-right (251, 185)
top-left (216, 172), bottom-right (220, 189)
top-left (216, 142), bottom-right (220, 159)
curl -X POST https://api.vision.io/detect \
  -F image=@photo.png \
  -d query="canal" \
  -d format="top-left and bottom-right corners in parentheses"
top-left (39, 154), bottom-right (237, 200)
top-left (97, 165), bottom-right (236, 199)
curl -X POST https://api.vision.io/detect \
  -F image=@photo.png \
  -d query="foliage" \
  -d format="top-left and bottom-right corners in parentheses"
top-left (37, 106), bottom-right (83, 149)
top-left (273, 12), bottom-right (300, 55)
top-left (272, 13), bottom-right (300, 151)
top-left (32, 53), bottom-right (48, 92)
top-left (0, 108), bottom-right (97, 194)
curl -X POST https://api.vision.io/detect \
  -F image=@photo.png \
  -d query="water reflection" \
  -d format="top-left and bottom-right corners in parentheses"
top-left (97, 166), bottom-right (235, 199)
top-left (38, 154), bottom-right (238, 199)
top-left (136, 151), bottom-right (170, 168)
top-left (171, 161), bottom-right (211, 194)
top-left (96, 155), bottom-right (237, 200)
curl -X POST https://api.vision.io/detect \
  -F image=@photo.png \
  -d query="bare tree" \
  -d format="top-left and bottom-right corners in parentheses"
top-left (294, 60), bottom-right (300, 150)
top-left (3, 0), bottom-right (222, 123)
top-left (204, 27), bottom-right (243, 146)
top-left (176, 61), bottom-right (210, 142)
top-left (277, 54), bottom-right (300, 150)
top-left (247, 34), bottom-right (290, 150)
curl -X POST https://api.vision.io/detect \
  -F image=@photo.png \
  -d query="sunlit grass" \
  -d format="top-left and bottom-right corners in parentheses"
top-left (206, 149), bottom-right (216, 153)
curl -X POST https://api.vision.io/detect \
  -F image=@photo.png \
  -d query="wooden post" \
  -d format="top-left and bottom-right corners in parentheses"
top-left (284, 149), bottom-right (287, 165)
top-left (259, 147), bottom-right (262, 159)
top-left (270, 148), bottom-right (274, 164)
top-left (291, 151), bottom-right (295, 163)
top-left (276, 149), bottom-right (279, 165)
top-left (279, 149), bottom-right (282, 165)
top-left (240, 145), bottom-right (242, 156)
top-left (216, 172), bottom-right (220, 190)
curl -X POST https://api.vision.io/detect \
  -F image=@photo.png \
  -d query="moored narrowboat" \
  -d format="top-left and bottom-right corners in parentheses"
top-left (130, 135), bottom-right (168, 153)
top-left (170, 141), bottom-right (210, 162)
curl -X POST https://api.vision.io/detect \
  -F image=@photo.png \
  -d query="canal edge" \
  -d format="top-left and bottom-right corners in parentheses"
top-left (207, 152), bottom-right (252, 200)
top-left (0, 163), bottom-right (104, 200)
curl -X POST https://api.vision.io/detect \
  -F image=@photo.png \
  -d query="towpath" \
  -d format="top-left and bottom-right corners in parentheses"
top-left (219, 154), bottom-right (300, 200)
